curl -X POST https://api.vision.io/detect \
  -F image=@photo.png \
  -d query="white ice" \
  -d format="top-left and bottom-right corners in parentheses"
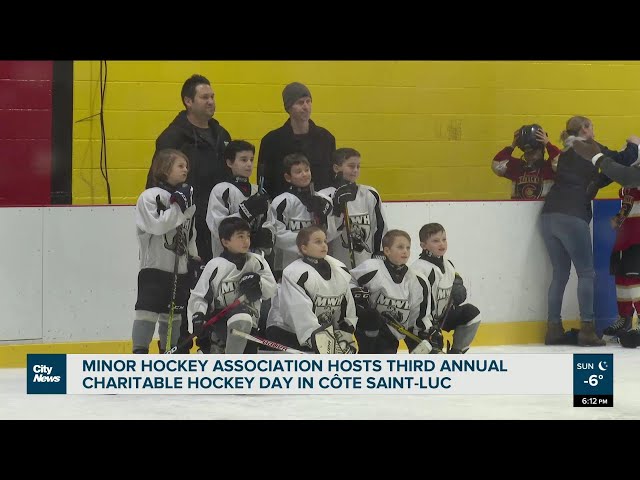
top-left (2, 344), bottom-right (638, 420)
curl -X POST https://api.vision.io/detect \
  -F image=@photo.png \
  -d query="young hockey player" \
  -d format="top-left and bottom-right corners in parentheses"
top-left (265, 225), bottom-right (358, 353)
top-left (187, 217), bottom-right (276, 353)
top-left (262, 153), bottom-right (337, 275)
top-left (491, 124), bottom-right (559, 199)
top-left (132, 149), bottom-right (197, 354)
top-left (349, 230), bottom-right (433, 354)
top-left (410, 223), bottom-right (481, 354)
top-left (206, 140), bottom-right (272, 259)
top-left (319, 147), bottom-right (388, 268)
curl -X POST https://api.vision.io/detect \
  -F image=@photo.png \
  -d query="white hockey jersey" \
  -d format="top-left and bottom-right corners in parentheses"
top-left (410, 252), bottom-right (457, 321)
top-left (262, 190), bottom-right (339, 270)
top-left (135, 187), bottom-right (197, 275)
top-left (319, 184), bottom-right (388, 267)
top-left (350, 258), bottom-right (432, 339)
top-left (187, 251), bottom-right (277, 329)
top-left (205, 179), bottom-right (259, 258)
top-left (268, 255), bottom-right (357, 345)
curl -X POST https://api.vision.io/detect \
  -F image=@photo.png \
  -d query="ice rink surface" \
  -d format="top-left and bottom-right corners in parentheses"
top-left (2, 344), bottom-right (638, 420)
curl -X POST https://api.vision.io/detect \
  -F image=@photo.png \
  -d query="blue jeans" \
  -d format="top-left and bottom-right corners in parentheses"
top-left (540, 213), bottom-right (595, 323)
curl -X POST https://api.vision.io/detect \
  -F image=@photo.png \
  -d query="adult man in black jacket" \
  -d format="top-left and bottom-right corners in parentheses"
top-left (145, 74), bottom-right (231, 354)
top-left (146, 74), bottom-right (231, 263)
top-left (257, 82), bottom-right (336, 198)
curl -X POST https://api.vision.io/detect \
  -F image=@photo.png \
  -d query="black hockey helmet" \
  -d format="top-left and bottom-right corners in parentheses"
top-left (516, 124), bottom-right (544, 152)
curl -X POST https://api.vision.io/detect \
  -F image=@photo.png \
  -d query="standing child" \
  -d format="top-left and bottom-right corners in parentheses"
top-left (206, 140), bottom-right (272, 259)
top-left (132, 149), bottom-right (197, 354)
top-left (319, 148), bottom-right (388, 268)
top-left (265, 225), bottom-right (358, 353)
top-left (187, 217), bottom-right (276, 354)
top-left (410, 223), bottom-right (481, 354)
top-left (349, 230), bottom-right (432, 354)
top-left (491, 125), bottom-right (559, 199)
top-left (262, 153), bottom-right (337, 275)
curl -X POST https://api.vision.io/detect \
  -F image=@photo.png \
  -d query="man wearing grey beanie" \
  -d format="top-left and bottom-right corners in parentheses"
top-left (257, 82), bottom-right (336, 198)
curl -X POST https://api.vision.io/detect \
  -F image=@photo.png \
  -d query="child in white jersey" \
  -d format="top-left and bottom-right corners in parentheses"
top-left (319, 147), bottom-right (388, 268)
top-left (187, 217), bottom-right (276, 354)
top-left (350, 230), bottom-right (432, 354)
top-left (410, 223), bottom-right (481, 354)
top-left (265, 225), bottom-right (357, 353)
top-left (132, 149), bottom-right (197, 354)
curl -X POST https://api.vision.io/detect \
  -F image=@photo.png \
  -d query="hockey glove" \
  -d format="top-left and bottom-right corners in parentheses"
top-left (239, 193), bottom-right (269, 222)
top-left (251, 227), bottom-right (274, 250)
top-left (451, 275), bottom-right (467, 306)
top-left (421, 326), bottom-right (444, 353)
top-left (170, 184), bottom-right (193, 214)
top-left (191, 312), bottom-right (206, 337)
top-left (351, 287), bottom-right (371, 310)
top-left (306, 195), bottom-right (332, 225)
top-left (357, 308), bottom-right (382, 333)
top-left (332, 182), bottom-right (358, 213)
top-left (238, 272), bottom-right (262, 302)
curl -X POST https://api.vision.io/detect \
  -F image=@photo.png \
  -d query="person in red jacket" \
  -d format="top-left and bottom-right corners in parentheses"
top-left (607, 186), bottom-right (640, 339)
top-left (491, 124), bottom-right (560, 199)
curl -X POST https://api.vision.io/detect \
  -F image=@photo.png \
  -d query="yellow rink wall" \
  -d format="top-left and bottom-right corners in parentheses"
top-left (72, 61), bottom-right (640, 205)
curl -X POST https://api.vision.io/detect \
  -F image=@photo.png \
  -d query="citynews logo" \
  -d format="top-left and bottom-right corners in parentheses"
top-left (27, 354), bottom-right (67, 394)
top-left (32, 365), bottom-right (61, 383)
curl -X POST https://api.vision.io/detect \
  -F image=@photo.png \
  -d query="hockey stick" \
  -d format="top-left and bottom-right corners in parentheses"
top-left (382, 314), bottom-right (431, 354)
top-left (309, 181), bottom-right (322, 226)
top-left (382, 315), bottom-right (423, 344)
top-left (166, 225), bottom-right (187, 351)
top-left (251, 162), bottom-right (268, 239)
top-left (165, 295), bottom-right (247, 354)
top-left (230, 329), bottom-right (306, 354)
top-left (436, 295), bottom-right (455, 330)
top-left (343, 204), bottom-right (357, 269)
top-left (336, 173), bottom-right (356, 268)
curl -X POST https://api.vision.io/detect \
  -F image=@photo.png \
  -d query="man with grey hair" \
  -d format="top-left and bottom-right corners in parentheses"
top-left (257, 82), bottom-right (336, 198)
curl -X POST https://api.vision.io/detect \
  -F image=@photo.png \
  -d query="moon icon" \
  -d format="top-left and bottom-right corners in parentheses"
top-left (598, 361), bottom-right (608, 371)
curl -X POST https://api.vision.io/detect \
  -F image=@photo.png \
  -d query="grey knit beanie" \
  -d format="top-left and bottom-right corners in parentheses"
top-left (282, 82), bottom-right (312, 112)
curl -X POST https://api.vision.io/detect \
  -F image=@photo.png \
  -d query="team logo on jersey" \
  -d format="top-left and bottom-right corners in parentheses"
top-left (313, 294), bottom-right (345, 325)
top-left (218, 281), bottom-right (238, 306)
top-left (516, 173), bottom-right (543, 199)
top-left (340, 214), bottom-right (371, 253)
top-left (287, 219), bottom-right (313, 232)
top-left (435, 287), bottom-right (452, 316)
top-left (376, 293), bottom-right (410, 323)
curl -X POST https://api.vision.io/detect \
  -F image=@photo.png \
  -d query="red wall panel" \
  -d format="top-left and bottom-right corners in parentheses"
top-left (0, 61), bottom-right (53, 205)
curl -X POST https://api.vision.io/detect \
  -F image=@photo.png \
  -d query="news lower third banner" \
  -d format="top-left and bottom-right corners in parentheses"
top-left (25, 353), bottom-right (613, 405)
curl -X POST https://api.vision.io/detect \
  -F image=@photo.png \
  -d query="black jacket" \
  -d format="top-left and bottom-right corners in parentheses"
top-left (257, 119), bottom-right (336, 198)
top-left (146, 111), bottom-right (231, 215)
top-left (542, 142), bottom-right (638, 223)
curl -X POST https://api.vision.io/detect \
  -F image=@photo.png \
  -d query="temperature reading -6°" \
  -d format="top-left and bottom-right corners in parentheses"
top-left (584, 374), bottom-right (604, 387)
